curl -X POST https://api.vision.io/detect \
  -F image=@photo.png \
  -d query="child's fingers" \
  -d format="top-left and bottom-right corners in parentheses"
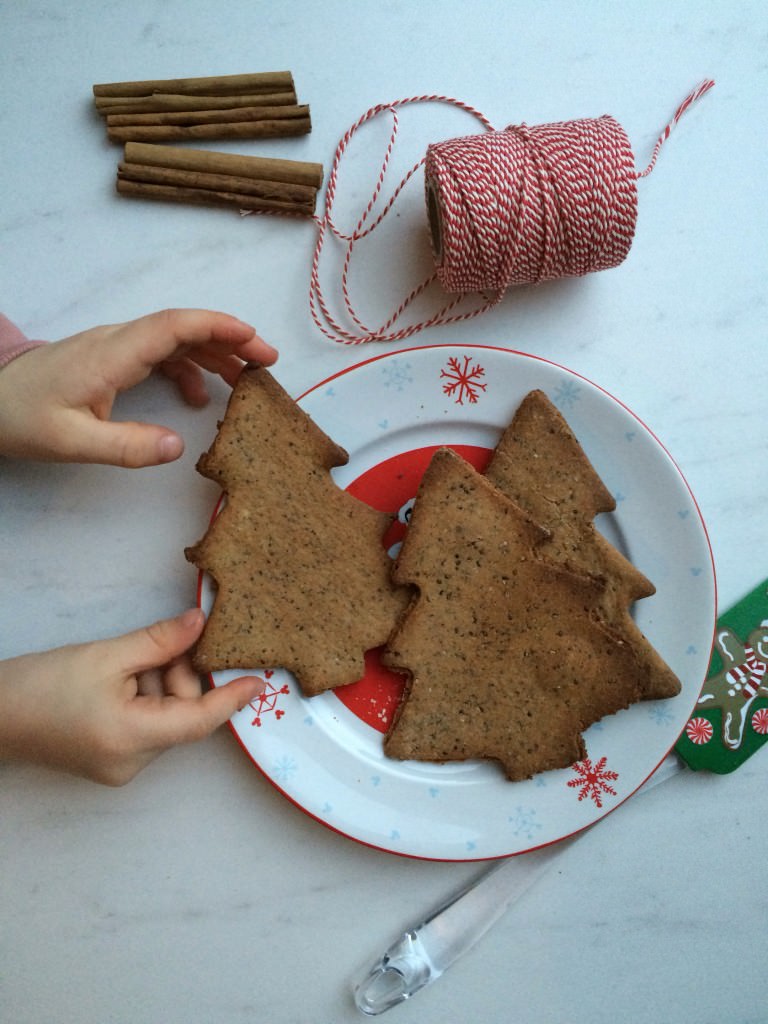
top-left (162, 656), bottom-right (204, 700)
top-left (108, 609), bottom-right (206, 677)
top-left (235, 333), bottom-right (279, 368)
top-left (132, 675), bottom-right (266, 750)
top-left (161, 345), bottom-right (262, 386)
top-left (103, 309), bottom-right (276, 382)
top-left (136, 667), bottom-right (165, 697)
top-left (157, 358), bottom-right (210, 407)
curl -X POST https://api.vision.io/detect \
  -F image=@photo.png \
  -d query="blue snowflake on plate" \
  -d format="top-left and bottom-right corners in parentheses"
top-left (648, 703), bottom-right (675, 726)
top-left (271, 755), bottom-right (298, 782)
top-left (508, 805), bottom-right (543, 840)
top-left (552, 380), bottom-right (581, 408)
top-left (381, 360), bottom-right (413, 392)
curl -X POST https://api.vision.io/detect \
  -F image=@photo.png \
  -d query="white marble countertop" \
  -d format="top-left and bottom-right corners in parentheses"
top-left (2, 3), bottom-right (766, 1022)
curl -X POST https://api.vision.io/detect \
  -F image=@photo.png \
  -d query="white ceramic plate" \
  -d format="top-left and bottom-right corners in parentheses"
top-left (199, 345), bottom-right (716, 861)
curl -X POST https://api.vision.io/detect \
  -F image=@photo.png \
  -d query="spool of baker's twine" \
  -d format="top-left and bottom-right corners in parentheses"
top-left (309, 80), bottom-right (714, 345)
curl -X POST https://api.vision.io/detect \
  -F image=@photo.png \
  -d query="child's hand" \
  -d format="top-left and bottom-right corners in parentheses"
top-left (0, 308), bottom-right (278, 466)
top-left (0, 609), bottom-right (265, 786)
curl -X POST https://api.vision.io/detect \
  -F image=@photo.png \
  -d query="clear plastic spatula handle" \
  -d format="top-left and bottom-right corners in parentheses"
top-left (354, 841), bottom-right (568, 1015)
top-left (354, 754), bottom-right (683, 1015)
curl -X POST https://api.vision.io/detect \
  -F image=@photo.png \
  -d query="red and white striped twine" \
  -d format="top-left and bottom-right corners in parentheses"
top-left (309, 80), bottom-right (714, 346)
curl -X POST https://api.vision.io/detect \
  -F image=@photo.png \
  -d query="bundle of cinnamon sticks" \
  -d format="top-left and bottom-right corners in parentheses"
top-left (93, 71), bottom-right (311, 142)
top-left (92, 70), bottom-right (324, 216)
top-left (116, 142), bottom-right (324, 216)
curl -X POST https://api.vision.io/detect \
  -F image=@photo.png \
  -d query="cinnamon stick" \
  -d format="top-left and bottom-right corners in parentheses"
top-left (107, 118), bottom-right (311, 143)
top-left (92, 72), bottom-right (312, 145)
top-left (116, 178), bottom-right (314, 215)
top-left (117, 161), bottom-right (318, 206)
top-left (94, 91), bottom-right (297, 115)
top-left (110, 120), bottom-right (312, 145)
top-left (123, 142), bottom-right (324, 190)
top-left (93, 71), bottom-right (294, 98)
top-left (106, 104), bottom-right (309, 128)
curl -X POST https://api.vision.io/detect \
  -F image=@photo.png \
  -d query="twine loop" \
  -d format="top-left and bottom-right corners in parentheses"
top-left (309, 81), bottom-right (714, 345)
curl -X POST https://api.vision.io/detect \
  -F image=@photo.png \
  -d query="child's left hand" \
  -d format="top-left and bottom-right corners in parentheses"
top-left (0, 609), bottom-right (266, 785)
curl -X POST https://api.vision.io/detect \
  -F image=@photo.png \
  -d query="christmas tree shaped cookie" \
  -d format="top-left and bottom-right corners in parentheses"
top-left (486, 390), bottom-right (679, 701)
top-left (383, 447), bottom-right (674, 781)
top-left (186, 366), bottom-right (410, 696)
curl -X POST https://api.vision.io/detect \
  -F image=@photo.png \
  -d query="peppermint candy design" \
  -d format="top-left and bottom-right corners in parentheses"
top-left (685, 717), bottom-right (714, 745)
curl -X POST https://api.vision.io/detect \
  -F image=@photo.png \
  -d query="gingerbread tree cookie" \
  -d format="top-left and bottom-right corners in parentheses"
top-left (485, 390), bottom-right (679, 701)
top-left (186, 366), bottom-right (410, 696)
top-left (383, 447), bottom-right (667, 781)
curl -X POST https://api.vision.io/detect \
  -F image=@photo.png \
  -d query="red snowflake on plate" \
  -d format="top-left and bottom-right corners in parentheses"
top-left (249, 670), bottom-right (290, 727)
top-left (440, 355), bottom-right (487, 405)
top-left (567, 756), bottom-right (619, 808)
top-left (752, 707), bottom-right (768, 735)
top-left (685, 716), bottom-right (714, 745)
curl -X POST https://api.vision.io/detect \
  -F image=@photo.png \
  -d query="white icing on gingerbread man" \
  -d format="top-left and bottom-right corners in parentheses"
top-left (698, 620), bottom-right (768, 749)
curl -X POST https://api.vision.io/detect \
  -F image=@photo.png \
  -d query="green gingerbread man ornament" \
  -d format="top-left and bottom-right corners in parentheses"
top-left (676, 579), bottom-right (768, 773)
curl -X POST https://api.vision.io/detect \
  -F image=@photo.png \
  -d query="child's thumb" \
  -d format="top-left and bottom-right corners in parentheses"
top-left (81, 420), bottom-right (184, 468)
top-left (139, 675), bottom-right (266, 748)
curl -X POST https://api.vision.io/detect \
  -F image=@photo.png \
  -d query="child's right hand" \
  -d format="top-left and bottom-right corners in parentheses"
top-left (0, 308), bottom-right (278, 466)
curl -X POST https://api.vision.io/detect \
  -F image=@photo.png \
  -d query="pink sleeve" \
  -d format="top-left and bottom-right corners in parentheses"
top-left (0, 314), bottom-right (47, 369)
